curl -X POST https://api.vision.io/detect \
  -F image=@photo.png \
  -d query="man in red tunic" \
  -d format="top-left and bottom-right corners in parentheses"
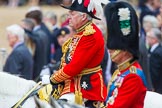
top-left (49, 0), bottom-right (108, 107)
top-left (104, 1), bottom-right (147, 108)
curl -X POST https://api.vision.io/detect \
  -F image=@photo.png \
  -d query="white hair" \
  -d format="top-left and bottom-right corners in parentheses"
top-left (27, 6), bottom-right (41, 13)
top-left (78, 12), bottom-right (92, 21)
top-left (6, 24), bottom-right (25, 42)
top-left (143, 15), bottom-right (159, 28)
top-left (45, 11), bottom-right (57, 21)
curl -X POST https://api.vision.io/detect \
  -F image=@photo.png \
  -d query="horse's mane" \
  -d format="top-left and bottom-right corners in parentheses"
top-left (0, 72), bottom-right (36, 96)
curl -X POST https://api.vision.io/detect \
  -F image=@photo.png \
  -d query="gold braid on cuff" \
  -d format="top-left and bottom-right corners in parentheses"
top-left (50, 68), bottom-right (70, 84)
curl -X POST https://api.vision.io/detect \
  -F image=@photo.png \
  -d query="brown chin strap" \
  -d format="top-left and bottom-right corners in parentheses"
top-left (110, 50), bottom-right (121, 59)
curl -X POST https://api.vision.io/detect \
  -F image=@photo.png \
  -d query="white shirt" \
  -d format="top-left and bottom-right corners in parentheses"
top-left (150, 43), bottom-right (159, 53)
top-left (33, 25), bottom-right (41, 32)
top-left (52, 24), bottom-right (58, 31)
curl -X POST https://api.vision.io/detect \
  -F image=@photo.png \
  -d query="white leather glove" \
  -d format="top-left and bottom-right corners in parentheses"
top-left (40, 67), bottom-right (50, 76)
top-left (41, 75), bottom-right (50, 85)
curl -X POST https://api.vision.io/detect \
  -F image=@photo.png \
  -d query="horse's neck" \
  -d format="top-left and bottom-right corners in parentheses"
top-left (0, 71), bottom-right (36, 96)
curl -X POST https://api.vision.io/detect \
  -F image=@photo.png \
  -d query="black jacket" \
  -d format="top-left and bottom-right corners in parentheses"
top-left (149, 44), bottom-right (162, 94)
top-left (3, 43), bottom-right (33, 80)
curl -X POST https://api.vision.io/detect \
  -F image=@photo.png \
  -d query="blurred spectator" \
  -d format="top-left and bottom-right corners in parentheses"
top-left (0, 0), bottom-right (8, 5)
top-left (21, 18), bottom-right (36, 56)
top-left (139, 15), bottom-right (159, 90)
top-left (142, 15), bottom-right (159, 36)
top-left (40, 13), bottom-right (53, 63)
top-left (139, 32), bottom-right (153, 90)
top-left (21, 18), bottom-right (46, 81)
top-left (156, 4), bottom-right (162, 31)
top-left (143, 15), bottom-right (159, 30)
top-left (8, 0), bottom-right (19, 7)
top-left (43, 11), bottom-right (60, 56)
top-left (21, 18), bottom-right (35, 31)
top-left (28, 0), bottom-right (39, 6)
top-left (60, 13), bottom-right (69, 27)
top-left (53, 26), bottom-right (71, 64)
top-left (142, 15), bottom-right (159, 40)
top-left (44, 11), bottom-right (58, 32)
top-left (146, 28), bottom-right (162, 94)
top-left (152, 0), bottom-right (161, 15)
top-left (3, 24), bottom-right (33, 80)
top-left (139, 0), bottom-right (155, 29)
top-left (18, 0), bottom-right (28, 6)
top-left (26, 9), bottom-right (50, 80)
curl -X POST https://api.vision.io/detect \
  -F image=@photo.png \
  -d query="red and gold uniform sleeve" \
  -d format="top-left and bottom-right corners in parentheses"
top-left (50, 24), bottom-right (104, 84)
top-left (108, 74), bottom-right (147, 108)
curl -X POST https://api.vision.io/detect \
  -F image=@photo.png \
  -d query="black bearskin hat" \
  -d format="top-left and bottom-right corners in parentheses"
top-left (104, 1), bottom-right (139, 59)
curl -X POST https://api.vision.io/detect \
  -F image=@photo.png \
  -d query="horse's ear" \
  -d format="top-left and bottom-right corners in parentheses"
top-left (34, 96), bottom-right (52, 108)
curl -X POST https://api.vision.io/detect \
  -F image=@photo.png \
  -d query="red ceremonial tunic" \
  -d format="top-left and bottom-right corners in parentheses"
top-left (50, 22), bottom-right (107, 101)
top-left (107, 61), bottom-right (147, 108)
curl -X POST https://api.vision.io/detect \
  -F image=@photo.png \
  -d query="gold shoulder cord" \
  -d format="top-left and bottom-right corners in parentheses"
top-left (83, 23), bottom-right (96, 36)
top-left (59, 38), bottom-right (72, 69)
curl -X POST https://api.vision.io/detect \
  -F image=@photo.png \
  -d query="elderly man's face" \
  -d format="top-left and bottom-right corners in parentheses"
top-left (68, 10), bottom-right (83, 29)
top-left (146, 30), bottom-right (157, 47)
top-left (7, 32), bottom-right (18, 48)
top-left (143, 21), bottom-right (152, 32)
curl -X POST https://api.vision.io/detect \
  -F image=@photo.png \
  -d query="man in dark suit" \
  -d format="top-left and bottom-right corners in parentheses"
top-left (139, 34), bottom-right (153, 90)
top-left (3, 24), bottom-right (33, 80)
top-left (139, 0), bottom-right (155, 29)
top-left (146, 28), bottom-right (162, 94)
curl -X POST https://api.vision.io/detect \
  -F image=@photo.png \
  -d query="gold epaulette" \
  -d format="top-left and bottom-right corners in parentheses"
top-left (83, 24), bottom-right (96, 36)
top-left (76, 21), bottom-right (92, 33)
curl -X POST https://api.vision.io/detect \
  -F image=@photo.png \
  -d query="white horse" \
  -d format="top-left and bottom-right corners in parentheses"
top-left (144, 91), bottom-right (162, 108)
top-left (0, 71), bottom-right (37, 108)
top-left (0, 71), bottom-right (84, 108)
top-left (1, 71), bottom-right (162, 108)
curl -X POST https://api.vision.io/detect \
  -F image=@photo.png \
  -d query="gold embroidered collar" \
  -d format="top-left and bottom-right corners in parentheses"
top-left (76, 21), bottom-right (92, 33)
top-left (118, 58), bottom-right (135, 71)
